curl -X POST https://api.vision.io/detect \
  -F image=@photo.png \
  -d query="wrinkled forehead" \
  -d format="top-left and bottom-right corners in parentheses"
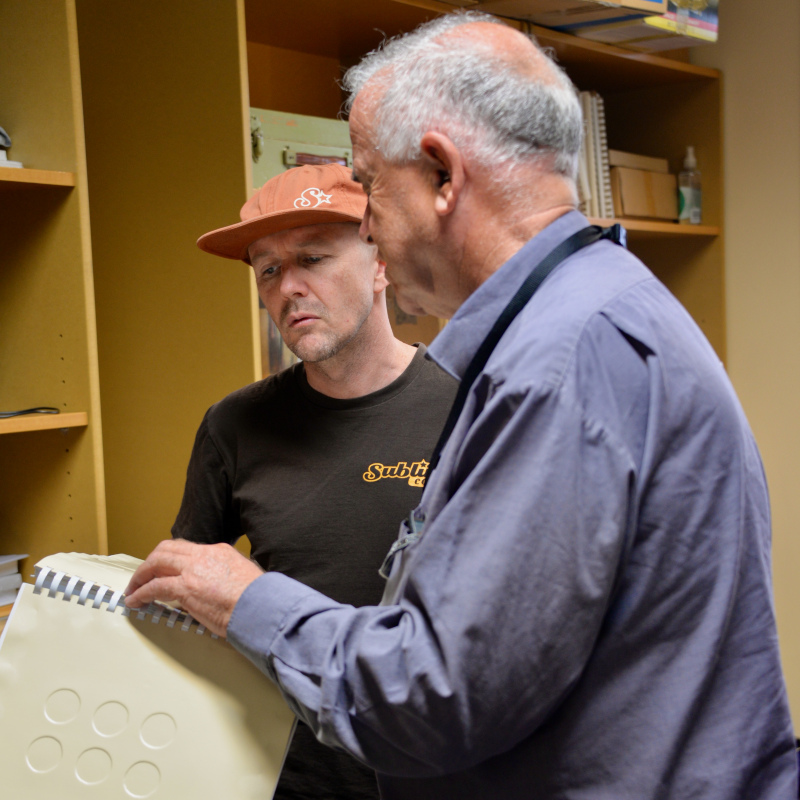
top-left (348, 90), bottom-right (380, 153)
top-left (348, 93), bottom-right (395, 189)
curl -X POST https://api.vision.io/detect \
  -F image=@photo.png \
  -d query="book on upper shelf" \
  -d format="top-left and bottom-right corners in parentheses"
top-left (434, 1), bottom-right (668, 29)
top-left (0, 552), bottom-right (296, 799)
top-left (593, 93), bottom-right (615, 219)
top-left (578, 92), bottom-right (596, 216)
top-left (569, 0), bottom-right (719, 51)
top-left (578, 90), bottom-right (615, 220)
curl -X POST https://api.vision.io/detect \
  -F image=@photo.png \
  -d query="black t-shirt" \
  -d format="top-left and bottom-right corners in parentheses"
top-left (173, 344), bottom-right (457, 799)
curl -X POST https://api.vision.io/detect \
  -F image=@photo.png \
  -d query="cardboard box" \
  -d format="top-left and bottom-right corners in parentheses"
top-left (436, 0), bottom-right (667, 29)
top-left (572, 0), bottom-right (718, 51)
top-left (610, 166), bottom-right (678, 221)
top-left (608, 149), bottom-right (669, 174)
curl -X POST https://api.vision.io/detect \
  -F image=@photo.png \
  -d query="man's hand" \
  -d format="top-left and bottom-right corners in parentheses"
top-left (124, 539), bottom-right (263, 637)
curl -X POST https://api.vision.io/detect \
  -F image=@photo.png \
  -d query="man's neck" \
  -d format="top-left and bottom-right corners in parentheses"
top-left (303, 331), bottom-right (417, 400)
top-left (470, 202), bottom-right (576, 288)
top-left (454, 168), bottom-right (578, 307)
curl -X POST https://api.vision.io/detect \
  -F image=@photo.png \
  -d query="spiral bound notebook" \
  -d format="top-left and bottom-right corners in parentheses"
top-left (0, 552), bottom-right (296, 799)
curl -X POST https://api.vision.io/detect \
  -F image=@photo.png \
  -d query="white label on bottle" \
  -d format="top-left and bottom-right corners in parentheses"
top-left (679, 187), bottom-right (701, 224)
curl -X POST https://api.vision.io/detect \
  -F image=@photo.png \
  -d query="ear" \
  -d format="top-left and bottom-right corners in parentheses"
top-left (419, 131), bottom-right (465, 217)
top-left (373, 258), bottom-right (390, 293)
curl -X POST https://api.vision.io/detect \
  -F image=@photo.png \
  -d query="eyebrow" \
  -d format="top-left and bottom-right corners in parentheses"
top-left (294, 235), bottom-right (336, 248)
top-left (250, 235), bottom-right (336, 263)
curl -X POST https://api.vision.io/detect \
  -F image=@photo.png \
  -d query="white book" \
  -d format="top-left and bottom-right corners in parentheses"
top-left (0, 572), bottom-right (22, 593)
top-left (0, 589), bottom-right (20, 607)
top-left (0, 553), bottom-right (27, 577)
top-left (580, 91), bottom-right (599, 218)
top-left (593, 93), bottom-right (616, 219)
top-left (0, 552), bottom-right (296, 799)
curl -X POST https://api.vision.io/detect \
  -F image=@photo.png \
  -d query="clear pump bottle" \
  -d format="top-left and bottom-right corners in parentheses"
top-left (678, 145), bottom-right (702, 224)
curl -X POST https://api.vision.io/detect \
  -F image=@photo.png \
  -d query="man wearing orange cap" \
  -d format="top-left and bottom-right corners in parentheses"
top-left (171, 163), bottom-right (456, 800)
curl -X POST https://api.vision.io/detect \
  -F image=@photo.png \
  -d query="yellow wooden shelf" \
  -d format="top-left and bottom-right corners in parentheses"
top-left (529, 23), bottom-right (719, 92)
top-left (247, 1), bottom-right (720, 94)
top-left (589, 218), bottom-right (721, 238)
top-left (0, 165), bottom-right (75, 188)
top-left (0, 411), bottom-right (88, 435)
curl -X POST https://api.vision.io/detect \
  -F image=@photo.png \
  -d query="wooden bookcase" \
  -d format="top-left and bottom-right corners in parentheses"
top-left (0, 0), bottom-right (107, 576)
top-left (0, 0), bottom-right (723, 567)
top-left (246, 0), bottom-right (724, 357)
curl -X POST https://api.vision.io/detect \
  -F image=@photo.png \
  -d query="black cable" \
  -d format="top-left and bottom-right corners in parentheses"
top-left (0, 407), bottom-right (60, 419)
top-left (429, 224), bottom-right (625, 471)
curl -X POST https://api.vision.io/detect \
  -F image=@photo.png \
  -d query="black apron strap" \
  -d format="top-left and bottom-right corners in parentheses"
top-left (429, 223), bottom-right (625, 471)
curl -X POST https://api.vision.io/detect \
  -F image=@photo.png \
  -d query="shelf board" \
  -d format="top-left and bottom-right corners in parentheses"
top-left (589, 218), bottom-right (720, 238)
top-left (0, 166), bottom-right (76, 188)
top-left (530, 24), bottom-right (719, 92)
top-left (0, 411), bottom-right (88, 435)
top-left (245, 0), bottom-right (719, 93)
top-left (245, 0), bottom-right (441, 61)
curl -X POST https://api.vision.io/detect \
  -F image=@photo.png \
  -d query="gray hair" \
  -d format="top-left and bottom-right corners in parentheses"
top-left (342, 12), bottom-right (582, 181)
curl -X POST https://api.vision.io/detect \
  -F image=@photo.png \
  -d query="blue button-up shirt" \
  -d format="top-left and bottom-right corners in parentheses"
top-left (229, 211), bottom-right (797, 799)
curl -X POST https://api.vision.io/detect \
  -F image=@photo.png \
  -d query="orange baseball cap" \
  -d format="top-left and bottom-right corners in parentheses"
top-left (197, 163), bottom-right (367, 263)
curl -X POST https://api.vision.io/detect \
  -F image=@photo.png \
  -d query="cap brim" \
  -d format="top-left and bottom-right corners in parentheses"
top-left (197, 208), bottom-right (364, 264)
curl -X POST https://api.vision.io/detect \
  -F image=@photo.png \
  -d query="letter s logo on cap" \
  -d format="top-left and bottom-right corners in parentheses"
top-left (294, 188), bottom-right (332, 209)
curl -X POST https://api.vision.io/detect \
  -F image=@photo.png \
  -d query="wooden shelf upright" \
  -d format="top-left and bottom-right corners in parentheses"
top-left (0, 0), bottom-right (107, 576)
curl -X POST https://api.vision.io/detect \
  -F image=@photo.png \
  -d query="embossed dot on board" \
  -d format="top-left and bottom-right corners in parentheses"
top-left (26, 736), bottom-right (63, 773)
top-left (93, 700), bottom-right (130, 737)
top-left (75, 747), bottom-right (113, 785)
top-left (123, 761), bottom-right (161, 798)
top-left (140, 712), bottom-right (177, 749)
top-left (44, 688), bottom-right (81, 724)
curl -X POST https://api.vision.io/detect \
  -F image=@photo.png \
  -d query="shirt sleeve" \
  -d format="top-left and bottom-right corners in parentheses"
top-left (226, 365), bottom-right (642, 778)
top-left (171, 410), bottom-right (240, 545)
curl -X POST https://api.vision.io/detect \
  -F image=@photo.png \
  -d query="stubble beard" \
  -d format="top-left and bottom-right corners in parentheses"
top-left (279, 300), bottom-right (371, 364)
top-left (288, 331), bottom-right (347, 363)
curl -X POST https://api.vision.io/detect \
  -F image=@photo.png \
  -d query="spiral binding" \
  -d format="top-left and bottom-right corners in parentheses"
top-left (32, 565), bottom-right (217, 638)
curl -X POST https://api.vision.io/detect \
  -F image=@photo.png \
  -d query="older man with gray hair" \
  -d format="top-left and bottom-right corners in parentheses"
top-left (127, 12), bottom-right (798, 799)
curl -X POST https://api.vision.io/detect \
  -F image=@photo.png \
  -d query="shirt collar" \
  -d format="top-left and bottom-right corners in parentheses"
top-left (428, 210), bottom-right (589, 380)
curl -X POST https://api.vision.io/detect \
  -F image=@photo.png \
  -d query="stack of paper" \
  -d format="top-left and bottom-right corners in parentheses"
top-left (0, 553), bottom-right (27, 606)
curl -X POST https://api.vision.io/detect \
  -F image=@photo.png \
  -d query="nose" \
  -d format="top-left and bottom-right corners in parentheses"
top-left (278, 264), bottom-right (308, 298)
